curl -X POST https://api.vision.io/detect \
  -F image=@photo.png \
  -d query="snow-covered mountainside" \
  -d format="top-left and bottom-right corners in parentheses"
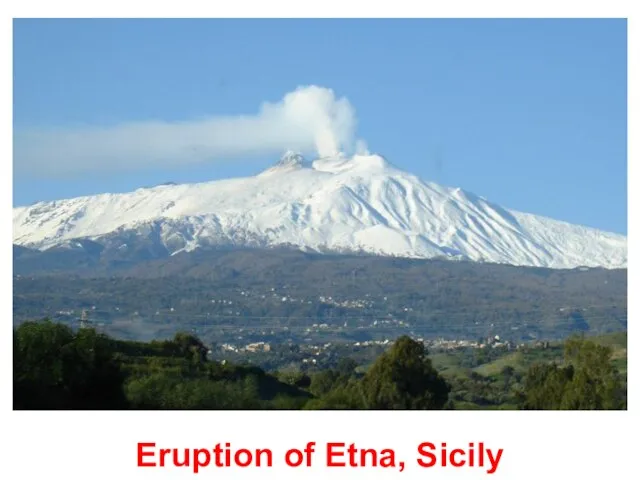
top-left (13, 152), bottom-right (627, 269)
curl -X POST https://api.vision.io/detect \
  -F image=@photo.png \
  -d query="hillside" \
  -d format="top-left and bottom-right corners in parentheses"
top-left (13, 249), bottom-right (627, 343)
top-left (13, 151), bottom-right (627, 269)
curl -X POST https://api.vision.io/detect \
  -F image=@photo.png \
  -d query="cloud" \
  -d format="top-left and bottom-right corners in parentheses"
top-left (13, 85), bottom-right (365, 177)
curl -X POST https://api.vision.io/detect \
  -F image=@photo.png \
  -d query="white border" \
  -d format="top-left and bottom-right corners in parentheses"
top-left (3, 1), bottom-right (637, 18)
top-left (2, 3), bottom-right (637, 479)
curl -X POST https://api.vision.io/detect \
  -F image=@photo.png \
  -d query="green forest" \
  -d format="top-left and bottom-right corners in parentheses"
top-left (13, 319), bottom-right (627, 410)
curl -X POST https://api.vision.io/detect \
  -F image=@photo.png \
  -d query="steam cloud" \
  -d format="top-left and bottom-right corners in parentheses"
top-left (14, 85), bottom-right (367, 177)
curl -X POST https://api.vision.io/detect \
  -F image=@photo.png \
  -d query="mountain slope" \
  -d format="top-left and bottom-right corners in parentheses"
top-left (12, 152), bottom-right (627, 269)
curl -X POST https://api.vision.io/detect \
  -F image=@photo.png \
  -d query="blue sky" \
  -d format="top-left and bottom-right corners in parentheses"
top-left (13, 18), bottom-right (627, 234)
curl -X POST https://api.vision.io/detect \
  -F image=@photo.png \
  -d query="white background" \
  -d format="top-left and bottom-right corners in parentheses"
top-left (1, 1), bottom-right (638, 479)
top-left (5, 411), bottom-right (638, 478)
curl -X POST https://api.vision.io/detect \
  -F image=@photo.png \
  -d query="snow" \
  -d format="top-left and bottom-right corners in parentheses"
top-left (12, 152), bottom-right (627, 269)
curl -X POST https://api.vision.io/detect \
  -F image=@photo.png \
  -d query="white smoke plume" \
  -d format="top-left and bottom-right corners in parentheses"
top-left (13, 85), bottom-right (364, 177)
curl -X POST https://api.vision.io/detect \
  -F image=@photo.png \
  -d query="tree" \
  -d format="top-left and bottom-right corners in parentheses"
top-left (500, 365), bottom-right (516, 391)
top-left (309, 370), bottom-right (340, 397)
top-left (336, 357), bottom-right (358, 377)
top-left (560, 337), bottom-right (625, 409)
top-left (361, 336), bottom-right (449, 409)
top-left (522, 363), bottom-right (572, 409)
top-left (304, 379), bottom-right (366, 410)
top-left (522, 336), bottom-right (625, 410)
top-left (171, 332), bottom-right (208, 364)
top-left (13, 320), bottom-right (127, 409)
top-left (14, 319), bottom-right (75, 408)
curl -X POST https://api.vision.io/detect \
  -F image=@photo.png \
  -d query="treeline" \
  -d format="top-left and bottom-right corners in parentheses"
top-left (13, 319), bottom-right (626, 410)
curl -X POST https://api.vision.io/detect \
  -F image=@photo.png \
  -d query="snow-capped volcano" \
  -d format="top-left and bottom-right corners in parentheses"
top-left (12, 152), bottom-right (627, 269)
